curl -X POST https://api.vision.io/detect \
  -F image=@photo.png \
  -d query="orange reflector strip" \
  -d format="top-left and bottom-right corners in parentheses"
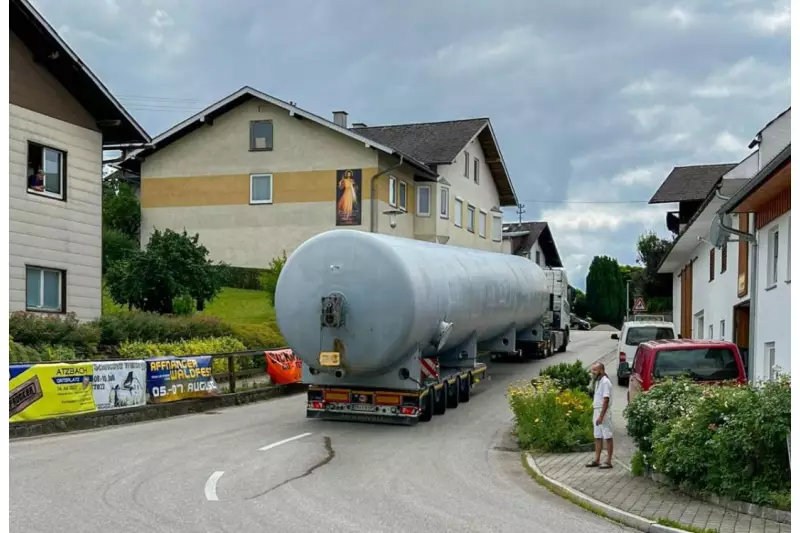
top-left (325, 391), bottom-right (349, 402)
top-left (375, 394), bottom-right (401, 406)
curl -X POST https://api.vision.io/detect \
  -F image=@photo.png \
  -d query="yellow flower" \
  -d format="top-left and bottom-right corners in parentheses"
top-left (535, 418), bottom-right (540, 423)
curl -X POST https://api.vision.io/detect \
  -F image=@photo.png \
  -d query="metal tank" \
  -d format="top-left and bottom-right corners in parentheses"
top-left (274, 229), bottom-right (550, 379)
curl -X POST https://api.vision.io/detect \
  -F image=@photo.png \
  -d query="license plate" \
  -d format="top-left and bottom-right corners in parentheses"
top-left (319, 351), bottom-right (340, 367)
top-left (350, 404), bottom-right (376, 412)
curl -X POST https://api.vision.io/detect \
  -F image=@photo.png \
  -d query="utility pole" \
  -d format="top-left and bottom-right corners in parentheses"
top-left (516, 204), bottom-right (526, 224)
top-left (625, 280), bottom-right (631, 322)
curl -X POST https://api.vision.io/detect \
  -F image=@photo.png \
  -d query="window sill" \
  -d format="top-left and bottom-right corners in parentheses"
top-left (765, 283), bottom-right (777, 292)
top-left (25, 307), bottom-right (65, 315)
top-left (250, 199), bottom-right (273, 205)
top-left (416, 213), bottom-right (431, 218)
top-left (454, 224), bottom-right (462, 229)
top-left (440, 214), bottom-right (449, 220)
top-left (27, 188), bottom-right (65, 202)
top-left (785, 279), bottom-right (791, 284)
top-left (249, 148), bottom-right (273, 152)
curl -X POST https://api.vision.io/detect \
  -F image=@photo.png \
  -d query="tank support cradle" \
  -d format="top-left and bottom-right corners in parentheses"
top-left (480, 325), bottom-right (518, 355)
top-left (438, 331), bottom-right (478, 369)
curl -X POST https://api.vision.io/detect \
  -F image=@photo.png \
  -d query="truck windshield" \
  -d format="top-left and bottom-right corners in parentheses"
top-left (625, 327), bottom-right (674, 345)
top-left (653, 348), bottom-right (740, 381)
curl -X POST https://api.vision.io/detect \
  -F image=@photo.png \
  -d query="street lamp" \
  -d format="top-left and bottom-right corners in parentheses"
top-left (381, 208), bottom-right (405, 231)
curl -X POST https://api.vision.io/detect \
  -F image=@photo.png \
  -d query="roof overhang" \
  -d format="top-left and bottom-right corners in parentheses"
top-left (123, 86), bottom-right (436, 178)
top-left (720, 144), bottom-right (791, 214)
top-left (474, 122), bottom-right (517, 207)
top-left (11, 0), bottom-right (149, 145)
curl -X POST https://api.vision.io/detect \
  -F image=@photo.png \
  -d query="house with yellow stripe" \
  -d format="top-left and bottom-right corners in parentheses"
top-left (125, 86), bottom-right (518, 268)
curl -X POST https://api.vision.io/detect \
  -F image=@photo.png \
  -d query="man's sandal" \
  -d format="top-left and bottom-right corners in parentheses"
top-left (598, 462), bottom-right (613, 469)
top-left (585, 461), bottom-right (600, 467)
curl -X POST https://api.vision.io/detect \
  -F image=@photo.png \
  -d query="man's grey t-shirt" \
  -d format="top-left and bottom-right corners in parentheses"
top-left (593, 375), bottom-right (612, 410)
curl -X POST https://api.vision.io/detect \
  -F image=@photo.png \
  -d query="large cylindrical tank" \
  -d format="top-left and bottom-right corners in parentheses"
top-left (274, 230), bottom-right (550, 377)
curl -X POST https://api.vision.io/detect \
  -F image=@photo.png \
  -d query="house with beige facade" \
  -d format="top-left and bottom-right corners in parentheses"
top-left (9, 0), bottom-right (150, 321)
top-left (124, 86), bottom-right (518, 268)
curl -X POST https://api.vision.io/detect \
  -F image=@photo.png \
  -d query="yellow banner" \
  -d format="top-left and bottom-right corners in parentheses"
top-left (9, 363), bottom-right (97, 422)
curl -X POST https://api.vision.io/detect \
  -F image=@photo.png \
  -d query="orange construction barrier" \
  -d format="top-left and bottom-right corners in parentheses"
top-left (265, 349), bottom-right (302, 385)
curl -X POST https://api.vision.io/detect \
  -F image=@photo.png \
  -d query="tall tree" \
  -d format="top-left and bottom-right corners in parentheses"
top-left (585, 255), bottom-right (625, 327)
top-left (636, 232), bottom-right (673, 298)
top-left (572, 288), bottom-right (589, 318)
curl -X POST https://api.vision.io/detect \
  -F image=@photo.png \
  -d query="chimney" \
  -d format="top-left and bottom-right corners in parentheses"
top-left (332, 111), bottom-right (348, 128)
top-left (352, 122), bottom-right (367, 129)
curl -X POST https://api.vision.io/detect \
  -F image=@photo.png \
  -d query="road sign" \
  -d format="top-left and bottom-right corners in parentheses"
top-left (632, 297), bottom-right (647, 313)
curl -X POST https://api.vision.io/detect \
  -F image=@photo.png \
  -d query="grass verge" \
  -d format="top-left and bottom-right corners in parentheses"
top-left (656, 518), bottom-right (719, 533)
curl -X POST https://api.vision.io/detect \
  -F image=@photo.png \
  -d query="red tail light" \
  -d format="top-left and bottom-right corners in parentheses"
top-left (311, 401), bottom-right (325, 410)
top-left (619, 352), bottom-right (627, 362)
top-left (399, 406), bottom-right (418, 416)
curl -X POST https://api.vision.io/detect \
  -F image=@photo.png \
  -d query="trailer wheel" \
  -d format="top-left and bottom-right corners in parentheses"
top-left (419, 387), bottom-right (434, 422)
top-left (458, 373), bottom-right (471, 403)
top-left (433, 385), bottom-right (447, 415)
top-left (446, 377), bottom-right (460, 409)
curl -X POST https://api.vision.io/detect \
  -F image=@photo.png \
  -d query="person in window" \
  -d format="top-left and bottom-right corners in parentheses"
top-left (28, 168), bottom-right (45, 192)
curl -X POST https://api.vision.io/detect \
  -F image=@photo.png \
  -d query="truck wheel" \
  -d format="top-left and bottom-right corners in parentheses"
top-left (446, 377), bottom-right (460, 409)
top-left (458, 373), bottom-right (471, 403)
top-left (419, 387), bottom-right (434, 422)
top-left (558, 332), bottom-right (568, 353)
top-left (433, 384), bottom-right (447, 415)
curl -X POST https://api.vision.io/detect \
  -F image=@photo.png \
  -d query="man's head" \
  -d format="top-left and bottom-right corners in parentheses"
top-left (591, 362), bottom-right (606, 380)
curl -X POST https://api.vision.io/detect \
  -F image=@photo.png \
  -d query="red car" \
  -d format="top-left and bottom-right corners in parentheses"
top-left (627, 339), bottom-right (747, 404)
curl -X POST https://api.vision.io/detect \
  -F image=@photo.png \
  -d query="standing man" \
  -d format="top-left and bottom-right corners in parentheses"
top-left (586, 362), bottom-right (613, 469)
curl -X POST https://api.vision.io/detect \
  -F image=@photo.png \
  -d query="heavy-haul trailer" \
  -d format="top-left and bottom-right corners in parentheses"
top-left (274, 229), bottom-right (554, 425)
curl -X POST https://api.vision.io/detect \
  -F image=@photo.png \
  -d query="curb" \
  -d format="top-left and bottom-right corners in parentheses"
top-left (524, 453), bottom-right (686, 533)
top-left (10, 383), bottom-right (307, 439)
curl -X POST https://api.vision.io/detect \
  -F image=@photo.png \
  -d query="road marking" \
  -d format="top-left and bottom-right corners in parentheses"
top-left (205, 471), bottom-right (224, 501)
top-left (259, 432), bottom-right (312, 452)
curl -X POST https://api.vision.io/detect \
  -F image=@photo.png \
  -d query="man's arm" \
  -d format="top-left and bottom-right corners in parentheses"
top-left (598, 379), bottom-right (611, 421)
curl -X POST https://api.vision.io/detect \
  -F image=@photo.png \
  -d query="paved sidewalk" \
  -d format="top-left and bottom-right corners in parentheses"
top-left (532, 452), bottom-right (789, 533)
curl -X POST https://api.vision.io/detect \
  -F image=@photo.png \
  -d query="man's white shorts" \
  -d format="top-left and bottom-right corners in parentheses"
top-left (593, 409), bottom-right (613, 440)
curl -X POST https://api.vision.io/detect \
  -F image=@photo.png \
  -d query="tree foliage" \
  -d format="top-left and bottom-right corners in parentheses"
top-left (585, 255), bottom-right (625, 326)
top-left (106, 229), bottom-right (226, 314)
top-left (636, 232), bottom-right (673, 298)
top-left (103, 179), bottom-right (141, 241)
top-left (571, 288), bottom-right (588, 318)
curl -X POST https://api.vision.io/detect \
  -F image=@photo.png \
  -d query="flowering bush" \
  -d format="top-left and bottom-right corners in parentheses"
top-left (624, 376), bottom-right (791, 509)
top-left (508, 378), bottom-right (593, 452)
top-left (539, 360), bottom-right (591, 396)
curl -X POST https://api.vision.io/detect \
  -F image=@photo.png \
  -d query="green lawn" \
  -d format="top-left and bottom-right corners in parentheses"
top-left (102, 285), bottom-right (275, 326)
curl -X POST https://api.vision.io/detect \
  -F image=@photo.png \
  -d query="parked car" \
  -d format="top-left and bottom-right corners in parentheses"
top-left (611, 321), bottom-right (678, 386)
top-left (570, 314), bottom-right (591, 330)
top-left (627, 339), bottom-right (747, 404)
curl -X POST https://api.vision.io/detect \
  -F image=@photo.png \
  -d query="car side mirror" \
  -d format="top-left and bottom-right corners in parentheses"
top-left (611, 333), bottom-right (619, 340)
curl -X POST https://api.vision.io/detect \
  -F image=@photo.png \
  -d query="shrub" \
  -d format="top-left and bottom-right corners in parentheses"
top-left (117, 336), bottom-right (248, 374)
top-left (223, 266), bottom-right (268, 291)
top-left (9, 336), bottom-right (79, 363)
top-left (9, 312), bottom-right (100, 354)
top-left (261, 251), bottom-right (287, 304)
top-left (539, 360), bottom-right (590, 394)
top-left (508, 378), bottom-right (593, 452)
top-left (97, 313), bottom-right (233, 346)
top-left (230, 323), bottom-right (285, 350)
top-left (172, 294), bottom-right (196, 316)
top-left (624, 377), bottom-right (702, 458)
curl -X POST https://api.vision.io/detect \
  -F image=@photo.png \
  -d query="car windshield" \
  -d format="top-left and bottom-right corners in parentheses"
top-left (624, 326), bottom-right (674, 345)
top-left (653, 348), bottom-right (740, 381)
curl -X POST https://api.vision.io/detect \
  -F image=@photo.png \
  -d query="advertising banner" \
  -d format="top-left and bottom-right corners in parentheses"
top-left (9, 362), bottom-right (96, 422)
top-left (92, 360), bottom-right (147, 411)
top-left (265, 349), bottom-right (302, 385)
top-left (146, 356), bottom-right (219, 403)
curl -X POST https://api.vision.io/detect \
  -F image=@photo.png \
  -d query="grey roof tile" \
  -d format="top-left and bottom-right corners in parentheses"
top-left (649, 164), bottom-right (737, 204)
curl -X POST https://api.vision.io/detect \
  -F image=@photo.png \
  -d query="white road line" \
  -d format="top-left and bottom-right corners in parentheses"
top-left (204, 471), bottom-right (224, 501)
top-left (258, 432), bottom-right (312, 452)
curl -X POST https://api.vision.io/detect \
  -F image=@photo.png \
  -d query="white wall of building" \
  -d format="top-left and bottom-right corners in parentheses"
top-left (752, 212), bottom-right (791, 380)
top-left (758, 109), bottom-right (791, 169)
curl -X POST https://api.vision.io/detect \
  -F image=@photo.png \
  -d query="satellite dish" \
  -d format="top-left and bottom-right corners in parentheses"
top-left (709, 213), bottom-right (733, 249)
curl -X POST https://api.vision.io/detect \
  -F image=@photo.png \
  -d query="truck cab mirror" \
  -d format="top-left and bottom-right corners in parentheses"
top-left (611, 333), bottom-right (619, 340)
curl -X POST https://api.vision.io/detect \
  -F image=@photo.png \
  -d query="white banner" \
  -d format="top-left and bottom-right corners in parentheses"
top-left (92, 360), bottom-right (147, 411)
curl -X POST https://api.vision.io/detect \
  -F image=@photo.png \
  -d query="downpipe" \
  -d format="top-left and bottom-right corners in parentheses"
top-left (747, 216), bottom-right (758, 384)
top-left (369, 155), bottom-right (405, 233)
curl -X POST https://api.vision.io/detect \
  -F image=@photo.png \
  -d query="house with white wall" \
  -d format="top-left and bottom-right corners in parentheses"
top-left (9, 0), bottom-right (149, 321)
top-left (719, 108), bottom-right (791, 381)
top-left (500, 221), bottom-right (563, 267)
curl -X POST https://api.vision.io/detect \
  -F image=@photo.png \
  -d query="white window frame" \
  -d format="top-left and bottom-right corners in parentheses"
top-left (249, 173), bottom-right (273, 204)
top-left (454, 197), bottom-right (464, 227)
top-left (27, 142), bottom-right (66, 201)
top-left (786, 217), bottom-right (791, 282)
top-left (439, 187), bottom-right (449, 219)
top-left (694, 311), bottom-right (705, 339)
top-left (720, 319), bottom-right (725, 340)
top-left (492, 215), bottom-right (502, 242)
top-left (466, 204), bottom-right (476, 233)
top-left (764, 341), bottom-right (776, 381)
top-left (388, 175), bottom-right (397, 207)
top-left (26, 266), bottom-right (64, 312)
top-left (709, 324), bottom-right (714, 340)
top-left (535, 250), bottom-right (541, 265)
top-left (416, 185), bottom-right (431, 217)
top-left (398, 181), bottom-right (408, 211)
top-left (464, 151), bottom-right (470, 177)
top-left (767, 226), bottom-right (779, 287)
top-left (478, 210), bottom-right (487, 238)
top-left (473, 158), bottom-right (480, 184)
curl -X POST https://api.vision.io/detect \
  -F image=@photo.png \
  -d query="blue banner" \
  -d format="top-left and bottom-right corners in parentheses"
top-left (146, 356), bottom-right (220, 403)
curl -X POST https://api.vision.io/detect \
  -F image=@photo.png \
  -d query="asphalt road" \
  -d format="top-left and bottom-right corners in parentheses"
top-left (10, 331), bottom-right (631, 533)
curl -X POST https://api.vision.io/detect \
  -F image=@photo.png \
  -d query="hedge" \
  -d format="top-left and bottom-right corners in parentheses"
top-left (117, 336), bottom-right (252, 374)
top-left (624, 377), bottom-right (791, 509)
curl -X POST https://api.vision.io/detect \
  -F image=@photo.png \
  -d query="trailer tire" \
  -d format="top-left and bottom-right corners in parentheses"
top-left (458, 373), bottom-right (471, 403)
top-left (419, 387), bottom-right (434, 422)
top-left (433, 385), bottom-right (447, 415)
top-left (446, 377), bottom-right (460, 409)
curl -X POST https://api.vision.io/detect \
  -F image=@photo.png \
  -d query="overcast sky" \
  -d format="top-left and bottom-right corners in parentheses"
top-left (31, 0), bottom-right (790, 289)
